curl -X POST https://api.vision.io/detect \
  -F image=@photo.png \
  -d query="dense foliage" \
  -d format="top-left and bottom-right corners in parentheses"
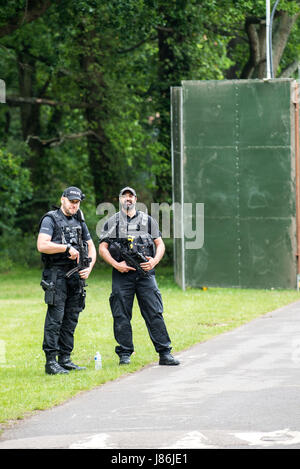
top-left (0, 0), bottom-right (299, 267)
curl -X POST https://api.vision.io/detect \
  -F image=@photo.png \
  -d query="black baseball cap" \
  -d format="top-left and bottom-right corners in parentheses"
top-left (119, 186), bottom-right (137, 197)
top-left (62, 186), bottom-right (85, 201)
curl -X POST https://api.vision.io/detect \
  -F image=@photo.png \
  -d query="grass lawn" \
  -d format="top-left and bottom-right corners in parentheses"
top-left (1, 264), bottom-right (300, 429)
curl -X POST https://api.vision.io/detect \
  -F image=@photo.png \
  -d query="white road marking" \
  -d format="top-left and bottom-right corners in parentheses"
top-left (166, 431), bottom-right (218, 449)
top-left (69, 433), bottom-right (112, 449)
top-left (234, 428), bottom-right (300, 447)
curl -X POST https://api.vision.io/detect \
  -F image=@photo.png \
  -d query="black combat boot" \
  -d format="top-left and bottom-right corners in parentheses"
top-left (58, 356), bottom-right (86, 371)
top-left (159, 353), bottom-right (180, 366)
top-left (45, 359), bottom-right (69, 375)
top-left (119, 354), bottom-right (131, 365)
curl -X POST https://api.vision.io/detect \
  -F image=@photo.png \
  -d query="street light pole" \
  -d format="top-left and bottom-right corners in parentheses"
top-left (266, 0), bottom-right (271, 78)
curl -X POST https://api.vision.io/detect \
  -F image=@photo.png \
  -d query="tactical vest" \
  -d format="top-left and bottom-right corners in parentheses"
top-left (39, 209), bottom-right (84, 267)
top-left (105, 211), bottom-right (155, 259)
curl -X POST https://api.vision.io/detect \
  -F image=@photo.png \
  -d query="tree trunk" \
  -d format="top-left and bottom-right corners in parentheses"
top-left (272, 10), bottom-right (300, 77)
top-left (156, 9), bottom-right (191, 202)
top-left (79, 33), bottom-right (115, 206)
top-left (16, 48), bottom-right (49, 230)
top-left (17, 50), bottom-right (43, 152)
top-left (240, 10), bottom-right (299, 79)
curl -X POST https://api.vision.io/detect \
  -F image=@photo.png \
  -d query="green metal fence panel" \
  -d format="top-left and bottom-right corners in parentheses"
top-left (171, 79), bottom-right (297, 289)
top-left (171, 86), bottom-right (184, 289)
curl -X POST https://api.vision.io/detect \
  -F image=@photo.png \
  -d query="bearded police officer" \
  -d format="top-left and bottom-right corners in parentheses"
top-left (37, 187), bottom-right (96, 375)
top-left (99, 187), bottom-right (180, 366)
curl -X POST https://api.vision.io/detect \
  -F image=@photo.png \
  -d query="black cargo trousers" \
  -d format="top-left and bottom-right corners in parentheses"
top-left (41, 266), bottom-right (85, 361)
top-left (109, 269), bottom-right (172, 357)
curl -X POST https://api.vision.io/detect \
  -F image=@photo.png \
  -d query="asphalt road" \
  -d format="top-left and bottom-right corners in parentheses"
top-left (2, 300), bottom-right (300, 450)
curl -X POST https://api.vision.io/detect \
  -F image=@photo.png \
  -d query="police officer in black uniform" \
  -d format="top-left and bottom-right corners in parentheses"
top-left (37, 187), bottom-right (96, 375)
top-left (99, 187), bottom-right (180, 366)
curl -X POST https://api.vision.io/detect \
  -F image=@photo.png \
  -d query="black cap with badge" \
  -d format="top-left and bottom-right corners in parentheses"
top-left (62, 186), bottom-right (85, 201)
top-left (119, 186), bottom-right (137, 197)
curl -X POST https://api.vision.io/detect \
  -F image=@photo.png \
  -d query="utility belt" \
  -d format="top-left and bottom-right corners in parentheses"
top-left (41, 250), bottom-right (78, 269)
top-left (43, 260), bottom-right (77, 270)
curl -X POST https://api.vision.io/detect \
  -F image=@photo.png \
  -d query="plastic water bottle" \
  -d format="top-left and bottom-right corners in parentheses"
top-left (94, 351), bottom-right (102, 370)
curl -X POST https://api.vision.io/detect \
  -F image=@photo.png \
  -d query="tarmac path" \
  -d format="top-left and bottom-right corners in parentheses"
top-left (1, 300), bottom-right (300, 450)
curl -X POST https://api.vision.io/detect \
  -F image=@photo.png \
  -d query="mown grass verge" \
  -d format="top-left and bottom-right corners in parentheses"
top-left (1, 264), bottom-right (299, 429)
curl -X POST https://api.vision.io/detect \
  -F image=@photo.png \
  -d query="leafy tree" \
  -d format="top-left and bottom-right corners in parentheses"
top-left (0, 0), bottom-right (300, 250)
top-left (0, 148), bottom-right (32, 232)
top-left (224, 0), bottom-right (300, 79)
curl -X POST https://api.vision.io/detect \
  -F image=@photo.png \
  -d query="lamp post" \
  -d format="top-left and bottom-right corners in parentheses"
top-left (266, 0), bottom-right (271, 78)
top-left (267, 0), bottom-right (281, 78)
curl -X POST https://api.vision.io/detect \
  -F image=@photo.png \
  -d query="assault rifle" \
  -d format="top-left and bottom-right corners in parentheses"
top-left (112, 236), bottom-right (150, 278)
top-left (65, 227), bottom-right (92, 279)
